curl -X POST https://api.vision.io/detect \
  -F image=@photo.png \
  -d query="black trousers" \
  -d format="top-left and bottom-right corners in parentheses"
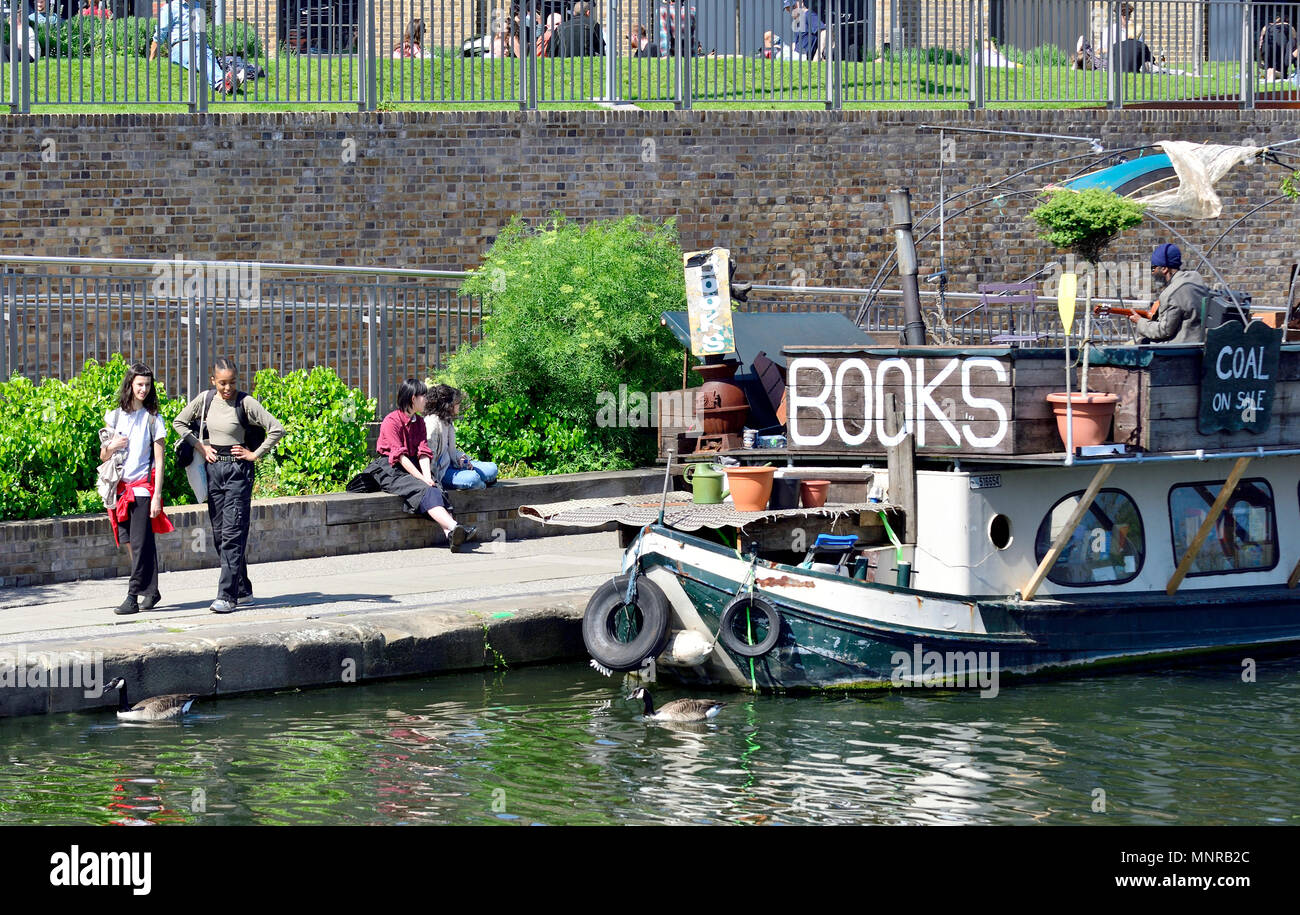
top-left (125, 495), bottom-right (160, 599)
top-left (207, 459), bottom-right (254, 602)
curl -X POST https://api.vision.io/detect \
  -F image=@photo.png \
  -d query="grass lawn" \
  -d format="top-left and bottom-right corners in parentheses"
top-left (3, 55), bottom-right (1269, 112)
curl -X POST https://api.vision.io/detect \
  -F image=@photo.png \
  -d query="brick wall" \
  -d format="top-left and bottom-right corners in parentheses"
top-left (1, 108), bottom-right (1297, 311)
top-left (0, 469), bottom-right (661, 588)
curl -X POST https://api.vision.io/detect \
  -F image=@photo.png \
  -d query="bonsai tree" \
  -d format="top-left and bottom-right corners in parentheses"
top-left (1029, 188), bottom-right (1145, 266)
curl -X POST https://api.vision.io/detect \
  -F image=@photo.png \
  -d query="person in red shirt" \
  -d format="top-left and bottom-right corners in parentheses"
top-left (79, 0), bottom-right (114, 19)
top-left (371, 379), bottom-right (475, 552)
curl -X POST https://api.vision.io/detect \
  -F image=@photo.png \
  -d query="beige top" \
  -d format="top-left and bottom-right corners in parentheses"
top-left (173, 391), bottom-right (285, 460)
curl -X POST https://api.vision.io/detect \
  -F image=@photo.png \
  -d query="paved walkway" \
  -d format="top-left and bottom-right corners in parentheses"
top-left (0, 532), bottom-right (625, 717)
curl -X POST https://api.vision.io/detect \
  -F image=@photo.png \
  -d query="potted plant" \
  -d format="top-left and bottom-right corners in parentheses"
top-left (1030, 188), bottom-right (1145, 447)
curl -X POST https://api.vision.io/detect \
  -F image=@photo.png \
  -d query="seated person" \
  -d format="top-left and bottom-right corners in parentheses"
top-left (553, 1), bottom-right (606, 57)
top-left (658, 0), bottom-right (698, 56)
top-left (784, 0), bottom-right (827, 61)
top-left (1131, 244), bottom-right (1210, 345)
top-left (1259, 15), bottom-right (1298, 81)
top-left (149, 0), bottom-right (242, 94)
top-left (628, 24), bottom-right (659, 58)
top-left (30, 0), bottom-right (62, 29)
top-left (538, 12), bottom-right (564, 56)
top-left (369, 379), bottom-right (476, 552)
top-left (426, 385), bottom-right (499, 491)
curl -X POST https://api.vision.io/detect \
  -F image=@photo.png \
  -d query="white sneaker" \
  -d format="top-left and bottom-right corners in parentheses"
top-left (209, 599), bottom-right (236, 614)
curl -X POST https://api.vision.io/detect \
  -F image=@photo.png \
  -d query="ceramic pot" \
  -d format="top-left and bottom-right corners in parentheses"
top-left (695, 360), bottom-right (749, 435)
top-left (724, 466), bottom-right (775, 512)
top-left (800, 480), bottom-right (831, 509)
top-left (768, 475), bottom-right (801, 511)
top-left (1045, 392), bottom-right (1119, 448)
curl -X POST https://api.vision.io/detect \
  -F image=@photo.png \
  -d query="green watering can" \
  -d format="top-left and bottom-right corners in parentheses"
top-left (683, 463), bottom-right (729, 504)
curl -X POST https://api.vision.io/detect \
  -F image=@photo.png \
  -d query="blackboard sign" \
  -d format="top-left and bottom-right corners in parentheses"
top-left (1199, 321), bottom-right (1281, 434)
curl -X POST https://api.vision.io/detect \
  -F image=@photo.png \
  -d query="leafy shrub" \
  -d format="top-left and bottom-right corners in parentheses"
top-left (447, 215), bottom-right (687, 472)
top-left (249, 366), bottom-right (375, 497)
top-left (1030, 189), bottom-right (1145, 265)
top-left (1010, 43), bottom-right (1071, 68)
top-left (0, 355), bottom-right (190, 522)
top-left (0, 358), bottom-right (371, 521)
top-left (31, 16), bottom-right (260, 60)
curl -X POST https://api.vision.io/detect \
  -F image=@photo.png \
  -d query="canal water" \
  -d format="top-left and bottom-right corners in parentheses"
top-left (2, 658), bottom-right (1297, 826)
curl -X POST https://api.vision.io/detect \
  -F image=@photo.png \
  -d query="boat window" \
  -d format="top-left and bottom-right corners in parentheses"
top-left (1033, 489), bottom-right (1144, 587)
top-left (1168, 479), bottom-right (1277, 576)
top-left (989, 514), bottom-right (1013, 550)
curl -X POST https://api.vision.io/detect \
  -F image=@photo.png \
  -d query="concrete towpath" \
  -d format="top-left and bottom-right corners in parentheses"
top-left (0, 531), bottom-right (625, 718)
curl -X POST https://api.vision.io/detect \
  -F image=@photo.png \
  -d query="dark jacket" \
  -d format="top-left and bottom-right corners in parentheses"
top-left (553, 17), bottom-right (605, 57)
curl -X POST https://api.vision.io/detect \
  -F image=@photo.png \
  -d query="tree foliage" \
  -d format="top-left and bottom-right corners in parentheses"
top-left (447, 215), bottom-right (687, 472)
top-left (1030, 188), bottom-right (1145, 265)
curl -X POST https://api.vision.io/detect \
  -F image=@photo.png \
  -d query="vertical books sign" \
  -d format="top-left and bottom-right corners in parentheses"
top-left (684, 247), bottom-right (736, 357)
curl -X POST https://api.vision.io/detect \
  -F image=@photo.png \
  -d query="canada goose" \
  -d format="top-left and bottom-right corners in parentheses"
top-left (108, 678), bottom-right (197, 722)
top-left (627, 687), bottom-right (725, 722)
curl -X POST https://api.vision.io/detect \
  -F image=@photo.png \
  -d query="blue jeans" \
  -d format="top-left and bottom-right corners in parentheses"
top-left (440, 461), bottom-right (498, 490)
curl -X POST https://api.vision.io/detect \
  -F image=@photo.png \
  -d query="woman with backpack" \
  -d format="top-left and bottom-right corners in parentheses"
top-left (172, 357), bottom-right (284, 614)
top-left (101, 362), bottom-right (174, 616)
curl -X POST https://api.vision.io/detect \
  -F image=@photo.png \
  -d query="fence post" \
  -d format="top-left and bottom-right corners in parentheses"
top-left (827, 0), bottom-right (841, 110)
top-left (0, 269), bottom-right (9, 380)
top-left (359, 0), bottom-right (377, 111)
top-left (10, 3), bottom-right (31, 113)
top-left (604, 0), bottom-right (618, 103)
top-left (1240, 0), bottom-right (1254, 111)
top-left (364, 284), bottom-right (387, 419)
top-left (1106, 0), bottom-right (1121, 109)
top-left (676, 3), bottom-right (691, 110)
top-left (968, 0), bottom-right (983, 109)
top-left (183, 296), bottom-right (199, 400)
top-left (523, 7), bottom-right (537, 109)
top-left (189, 2), bottom-right (205, 113)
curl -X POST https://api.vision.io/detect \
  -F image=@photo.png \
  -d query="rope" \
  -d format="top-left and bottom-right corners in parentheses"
top-left (879, 510), bottom-right (904, 563)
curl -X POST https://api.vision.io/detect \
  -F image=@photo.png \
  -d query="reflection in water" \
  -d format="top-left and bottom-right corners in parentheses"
top-left (0, 657), bottom-right (1297, 825)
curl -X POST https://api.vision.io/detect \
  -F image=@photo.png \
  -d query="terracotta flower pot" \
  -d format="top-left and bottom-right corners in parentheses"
top-left (800, 480), bottom-right (831, 508)
top-left (1045, 392), bottom-right (1119, 448)
top-left (724, 466), bottom-right (775, 512)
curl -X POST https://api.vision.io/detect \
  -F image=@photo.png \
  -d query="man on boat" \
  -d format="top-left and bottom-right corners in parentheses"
top-left (1130, 243), bottom-right (1210, 345)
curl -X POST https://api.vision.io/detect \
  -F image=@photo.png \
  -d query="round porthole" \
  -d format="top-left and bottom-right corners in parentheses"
top-left (989, 514), bottom-right (1013, 550)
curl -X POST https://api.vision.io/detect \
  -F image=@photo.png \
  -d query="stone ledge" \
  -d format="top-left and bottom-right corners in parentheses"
top-left (0, 469), bottom-right (661, 589)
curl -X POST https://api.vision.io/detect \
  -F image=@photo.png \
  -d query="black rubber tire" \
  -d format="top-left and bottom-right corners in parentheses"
top-left (582, 574), bottom-right (672, 672)
top-left (718, 595), bottom-right (782, 658)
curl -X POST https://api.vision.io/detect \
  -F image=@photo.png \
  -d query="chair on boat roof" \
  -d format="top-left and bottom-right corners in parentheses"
top-left (967, 282), bottom-right (1045, 346)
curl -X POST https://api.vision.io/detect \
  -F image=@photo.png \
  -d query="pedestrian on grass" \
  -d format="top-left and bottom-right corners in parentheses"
top-left (426, 384), bottom-right (499, 491)
top-left (371, 379), bottom-right (476, 552)
top-left (172, 357), bottom-right (284, 614)
top-left (102, 362), bottom-right (173, 616)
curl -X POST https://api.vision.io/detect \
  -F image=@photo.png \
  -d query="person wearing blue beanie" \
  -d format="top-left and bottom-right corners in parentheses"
top-left (1131, 243), bottom-right (1210, 344)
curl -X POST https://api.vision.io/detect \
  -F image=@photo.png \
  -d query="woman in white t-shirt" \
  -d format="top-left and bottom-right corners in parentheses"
top-left (100, 362), bottom-right (173, 616)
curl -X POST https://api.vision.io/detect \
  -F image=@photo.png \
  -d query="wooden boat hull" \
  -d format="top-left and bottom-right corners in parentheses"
top-left (633, 526), bottom-right (1300, 692)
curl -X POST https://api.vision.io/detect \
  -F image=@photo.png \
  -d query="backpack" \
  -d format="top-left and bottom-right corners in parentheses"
top-left (176, 390), bottom-right (265, 467)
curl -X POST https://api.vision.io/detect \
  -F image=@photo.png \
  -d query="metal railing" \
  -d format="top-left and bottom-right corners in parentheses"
top-left (5, 0), bottom-right (1298, 110)
top-left (0, 255), bottom-right (482, 414)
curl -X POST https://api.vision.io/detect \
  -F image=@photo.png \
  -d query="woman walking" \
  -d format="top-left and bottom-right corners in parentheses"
top-left (102, 362), bottom-right (174, 615)
top-left (172, 357), bottom-right (284, 614)
top-left (369, 379), bottom-right (475, 551)
top-left (426, 384), bottom-right (498, 491)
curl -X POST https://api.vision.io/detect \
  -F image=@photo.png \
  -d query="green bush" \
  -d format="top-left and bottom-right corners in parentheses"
top-left (0, 355), bottom-right (190, 522)
top-left (0, 358), bottom-right (371, 522)
top-left (447, 215), bottom-right (687, 472)
top-left (248, 366), bottom-right (375, 496)
top-left (1030, 188), bottom-right (1145, 265)
top-left (29, 16), bottom-right (261, 60)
